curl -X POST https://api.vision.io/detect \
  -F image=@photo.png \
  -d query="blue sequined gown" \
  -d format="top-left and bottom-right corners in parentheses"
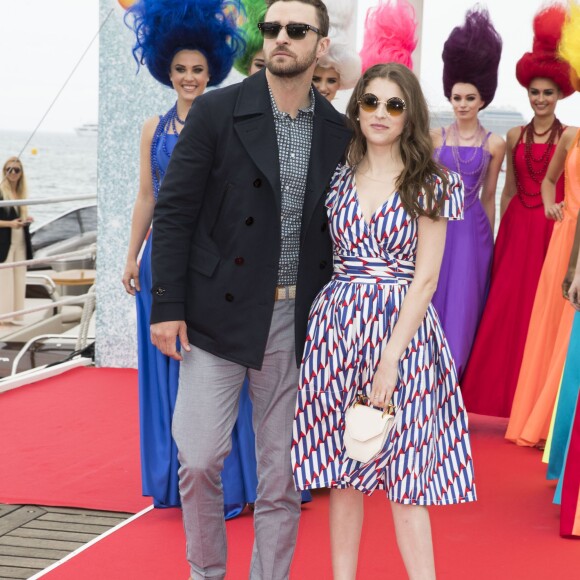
top-left (135, 123), bottom-right (259, 515)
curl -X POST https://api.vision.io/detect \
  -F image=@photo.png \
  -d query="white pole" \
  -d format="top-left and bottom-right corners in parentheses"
top-left (407, 0), bottom-right (424, 77)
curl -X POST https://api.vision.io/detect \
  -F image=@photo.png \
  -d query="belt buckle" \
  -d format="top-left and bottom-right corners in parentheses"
top-left (275, 285), bottom-right (296, 301)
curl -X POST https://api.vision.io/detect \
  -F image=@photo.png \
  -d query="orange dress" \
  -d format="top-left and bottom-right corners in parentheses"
top-left (506, 129), bottom-right (580, 446)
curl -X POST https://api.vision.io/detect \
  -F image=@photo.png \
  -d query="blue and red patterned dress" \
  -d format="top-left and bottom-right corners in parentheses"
top-left (291, 165), bottom-right (477, 505)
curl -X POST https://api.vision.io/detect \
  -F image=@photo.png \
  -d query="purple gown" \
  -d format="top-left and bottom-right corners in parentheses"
top-left (432, 128), bottom-right (494, 379)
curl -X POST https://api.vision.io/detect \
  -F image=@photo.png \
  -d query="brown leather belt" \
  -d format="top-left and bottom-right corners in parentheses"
top-left (274, 285), bottom-right (296, 301)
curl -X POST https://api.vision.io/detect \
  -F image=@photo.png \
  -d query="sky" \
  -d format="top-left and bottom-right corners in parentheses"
top-left (0, 0), bottom-right (578, 133)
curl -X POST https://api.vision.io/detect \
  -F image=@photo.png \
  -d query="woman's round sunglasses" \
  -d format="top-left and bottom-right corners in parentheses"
top-left (358, 94), bottom-right (407, 117)
top-left (5, 166), bottom-right (21, 174)
top-left (257, 22), bottom-right (321, 40)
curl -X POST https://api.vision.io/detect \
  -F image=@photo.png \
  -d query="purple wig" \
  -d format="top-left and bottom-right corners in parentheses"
top-left (442, 7), bottom-right (502, 109)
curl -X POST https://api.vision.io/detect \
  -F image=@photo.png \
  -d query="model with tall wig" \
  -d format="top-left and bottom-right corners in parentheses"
top-left (291, 63), bottom-right (475, 579)
top-left (506, 0), bottom-right (580, 449)
top-left (462, 4), bottom-right (574, 418)
top-left (234, 0), bottom-right (267, 76)
top-left (515, 0), bottom-right (580, 537)
top-left (0, 157), bottom-right (33, 325)
top-left (120, 0), bottom-right (255, 516)
top-left (311, 0), bottom-right (361, 102)
top-left (545, 0), bottom-right (580, 538)
top-left (430, 7), bottom-right (505, 380)
top-left (359, 0), bottom-right (417, 72)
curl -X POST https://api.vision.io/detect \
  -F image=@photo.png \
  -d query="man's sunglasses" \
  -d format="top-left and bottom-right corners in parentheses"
top-left (358, 94), bottom-right (407, 117)
top-left (257, 22), bottom-right (321, 40)
top-left (5, 167), bottom-right (21, 174)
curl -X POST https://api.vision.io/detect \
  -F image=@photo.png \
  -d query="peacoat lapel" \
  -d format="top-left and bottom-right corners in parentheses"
top-left (232, 71), bottom-right (352, 226)
top-left (233, 70), bottom-right (281, 214)
top-left (301, 91), bottom-right (352, 242)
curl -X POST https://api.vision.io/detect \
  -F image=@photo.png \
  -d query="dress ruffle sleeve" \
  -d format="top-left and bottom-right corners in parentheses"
top-left (436, 169), bottom-right (464, 221)
top-left (325, 163), bottom-right (348, 210)
top-left (418, 170), bottom-right (464, 221)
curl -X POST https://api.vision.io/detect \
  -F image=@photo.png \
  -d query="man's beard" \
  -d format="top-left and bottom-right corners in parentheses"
top-left (265, 45), bottom-right (318, 78)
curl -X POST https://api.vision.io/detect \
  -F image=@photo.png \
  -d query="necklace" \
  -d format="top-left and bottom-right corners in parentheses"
top-left (449, 122), bottom-right (484, 165)
top-left (150, 102), bottom-right (185, 198)
top-left (531, 119), bottom-right (553, 137)
top-left (453, 121), bottom-right (481, 142)
top-left (357, 171), bottom-right (390, 183)
top-left (513, 117), bottom-right (563, 208)
top-left (441, 123), bottom-right (490, 208)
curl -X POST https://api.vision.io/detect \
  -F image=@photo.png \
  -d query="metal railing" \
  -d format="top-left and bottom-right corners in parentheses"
top-left (0, 194), bottom-right (96, 208)
top-left (0, 244), bottom-right (96, 271)
top-left (1, 194), bottom-right (98, 379)
top-left (9, 286), bottom-right (96, 376)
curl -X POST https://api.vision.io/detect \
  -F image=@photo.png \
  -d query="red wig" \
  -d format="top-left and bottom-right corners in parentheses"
top-left (516, 4), bottom-right (574, 97)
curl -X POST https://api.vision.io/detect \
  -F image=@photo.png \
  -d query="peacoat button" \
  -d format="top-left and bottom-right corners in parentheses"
top-left (234, 256), bottom-right (244, 265)
top-left (245, 216), bottom-right (254, 226)
top-left (253, 178), bottom-right (262, 188)
top-left (319, 260), bottom-right (327, 269)
top-left (225, 293), bottom-right (234, 302)
top-left (321, 222), bottom-right (328, 232)
top-left (154, 287), bottom-right (166, 296)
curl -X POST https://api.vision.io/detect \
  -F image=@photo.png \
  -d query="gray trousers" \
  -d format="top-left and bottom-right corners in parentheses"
top-left (173, 300), bottom-right (302, 579)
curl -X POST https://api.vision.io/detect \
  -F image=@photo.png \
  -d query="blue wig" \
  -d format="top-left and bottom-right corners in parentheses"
top-left (126, 0), bottom-right (245, 87)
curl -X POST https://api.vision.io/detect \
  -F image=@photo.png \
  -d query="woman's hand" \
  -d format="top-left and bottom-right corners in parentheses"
top-left (569, 275), bottom-right (580, 311)
top-left (122, 260), bottom-right (140, 295)
top-left (11, 219), bottom-right (23, 229)
top-left (369, 356), bottom-right (399, 410)
top-left (545, 201), bottom-right (565, 221)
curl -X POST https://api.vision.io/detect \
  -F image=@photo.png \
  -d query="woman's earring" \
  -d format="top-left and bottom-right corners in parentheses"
top-left (356, 116), bottom-right (359, 121)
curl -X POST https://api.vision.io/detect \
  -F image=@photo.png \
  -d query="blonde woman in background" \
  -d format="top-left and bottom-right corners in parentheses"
top-left (0, 157), bottom-right (33, 325)
top-left (312, 0), bottom-right (360, 102)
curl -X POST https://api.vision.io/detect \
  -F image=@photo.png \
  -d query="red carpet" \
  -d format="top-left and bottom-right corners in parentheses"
top-left (38, 410), bottom-right (580, 579)
top-left (0, 367), bottom-right (149, 513)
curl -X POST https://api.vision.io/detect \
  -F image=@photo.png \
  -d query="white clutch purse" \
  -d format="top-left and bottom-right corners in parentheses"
top-left (344, 395), bottom-right (396, 464)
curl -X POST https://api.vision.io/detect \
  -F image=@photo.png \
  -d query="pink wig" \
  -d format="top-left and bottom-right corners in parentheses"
top-left (359, 0), bottom-right (417, 71)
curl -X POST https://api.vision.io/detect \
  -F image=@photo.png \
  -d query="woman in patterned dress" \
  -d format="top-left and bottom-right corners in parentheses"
top-left (291, 63), bottom-right (476, 580)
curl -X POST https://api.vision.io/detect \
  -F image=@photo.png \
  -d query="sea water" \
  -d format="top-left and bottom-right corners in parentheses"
top-left (0, 130), bottom-right (98, 228)
top-left (0, 128), bottom-right (506, 235)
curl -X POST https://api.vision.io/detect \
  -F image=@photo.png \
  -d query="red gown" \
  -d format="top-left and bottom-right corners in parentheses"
top-left (461, 130), bottom-right (565, 417)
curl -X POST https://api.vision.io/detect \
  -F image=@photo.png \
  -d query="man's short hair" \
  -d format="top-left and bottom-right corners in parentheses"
top-left (266, 0), bottom-right (330, 37)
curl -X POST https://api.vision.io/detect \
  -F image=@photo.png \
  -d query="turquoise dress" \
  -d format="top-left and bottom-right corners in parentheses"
top-left (549, 311), bottom-right (580, 483)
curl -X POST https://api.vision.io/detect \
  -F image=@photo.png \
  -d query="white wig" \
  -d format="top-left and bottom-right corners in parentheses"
top-left (317, 0), bottom-right (361, 90)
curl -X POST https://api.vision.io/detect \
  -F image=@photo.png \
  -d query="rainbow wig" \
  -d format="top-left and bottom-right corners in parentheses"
top-left (317, 0), bottom-right (361, 89)
top-left (359, 0), bottom-right (417, 72)
top-left (516, 4), bottom-right (574, 97)
top-left (442, 8), bottom-right (502, 109)
top-left (126, 0), bottom-right (245, 87)
top-left (234, 0), bottom-right (267, 75)
top-left (559, 1), bottom-right (580, 91)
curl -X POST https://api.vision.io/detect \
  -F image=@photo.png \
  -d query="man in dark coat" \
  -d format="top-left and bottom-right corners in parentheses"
top-left (150, 1), bottom-right (352, 577)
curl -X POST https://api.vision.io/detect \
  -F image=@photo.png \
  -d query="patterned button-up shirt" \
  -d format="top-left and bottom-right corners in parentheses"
top-left (269, 84), bottom-right (315, 286)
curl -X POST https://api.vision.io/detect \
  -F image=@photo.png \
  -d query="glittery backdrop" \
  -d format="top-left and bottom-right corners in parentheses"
top-left (96, 0), bottom-right (244, 368)
top-left (96, 0), bottom-right (172, 368)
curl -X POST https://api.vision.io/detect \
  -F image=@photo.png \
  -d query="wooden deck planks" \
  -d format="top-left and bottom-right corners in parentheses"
top-left (0, 504), bottom-right (133, 580)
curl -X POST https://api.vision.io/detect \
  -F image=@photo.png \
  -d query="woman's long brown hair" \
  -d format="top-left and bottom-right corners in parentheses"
top-left (346, 63), bottom-right (449, 218)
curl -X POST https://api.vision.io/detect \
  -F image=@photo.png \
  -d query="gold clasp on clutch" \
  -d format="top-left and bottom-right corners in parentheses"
top-left (354, 394), bottom-right (395, 417)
